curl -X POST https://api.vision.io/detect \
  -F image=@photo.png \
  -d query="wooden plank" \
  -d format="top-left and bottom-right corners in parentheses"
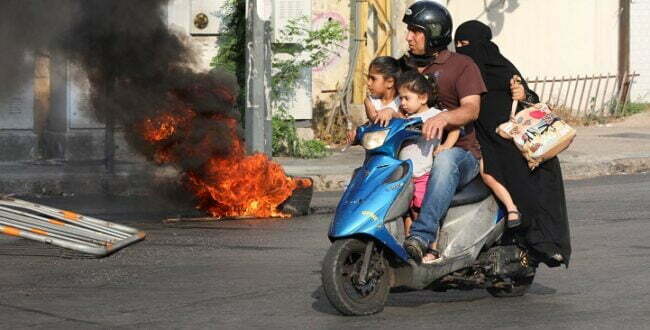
top-left (540, 76), bottom-right (548, 102)
top-left (621, 71), bottom-right (639, 115)
top-left (599, 74), bottom-right (612, 116)
top-left (555, 76), bottom-right (565, 107)
top-left (562, 75), bottom-right (573, 110)
top-left (577, 75), bottom-right (589, 116)
top-left (610, 74), bottom-right (622, 116)
top-left (569, 75), bottom-right (581, 115)
top-left (370, 0), bottom-right (392, 57)
top-left (584, 74), bottom-right (596, 115)
top-left (548, 77), bottom-right (555, 105)
top-left (592, 74), bottom-right (603, 114)
top-left (352, 0), bottom-right (370, 104)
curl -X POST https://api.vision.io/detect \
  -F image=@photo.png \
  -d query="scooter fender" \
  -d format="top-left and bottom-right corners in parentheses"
top-left (328, 156), bottom-right (413, 262)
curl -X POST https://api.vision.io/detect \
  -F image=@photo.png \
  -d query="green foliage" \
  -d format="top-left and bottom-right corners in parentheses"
top-left (271, 17), bottom-right (346, 107)
top-left (269, 16), bottom-right (344, 158)
top-left (622, 102), bottom-right (650, 116)
top-left (210, 8), bottom-right (345, 158)
top-left (272, 107), bottom-right (330, 159)
top-left (210, 0), bottom-right (246, 118)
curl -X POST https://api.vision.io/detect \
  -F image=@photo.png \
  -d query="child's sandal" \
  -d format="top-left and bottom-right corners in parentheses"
top-left (506, 211), bottom-right (522, 229)
top-left (421, 248), bottom-right (441, 264)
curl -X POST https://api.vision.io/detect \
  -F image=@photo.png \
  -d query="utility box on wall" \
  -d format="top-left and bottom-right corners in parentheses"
top-left (284, 67), bottom-right (313, 120)
top-left (272, 0), bottom-right (311, 43)
top-left (0, 85), bottom-right (34, 130)
top-left (272, 0), bottom-right (313, 120)
top-left (189, 0), bottom-right (229, 35)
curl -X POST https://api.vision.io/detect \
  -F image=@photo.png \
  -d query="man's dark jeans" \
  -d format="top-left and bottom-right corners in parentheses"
top-left (409, 147), bottom-right (480, 246)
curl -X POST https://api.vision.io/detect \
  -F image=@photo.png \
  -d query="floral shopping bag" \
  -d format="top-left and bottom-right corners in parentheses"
top-left (496, 101), bottom-right (576, 170)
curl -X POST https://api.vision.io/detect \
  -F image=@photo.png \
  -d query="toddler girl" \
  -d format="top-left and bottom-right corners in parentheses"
top-left (397, 70), bottom-right (461, 240)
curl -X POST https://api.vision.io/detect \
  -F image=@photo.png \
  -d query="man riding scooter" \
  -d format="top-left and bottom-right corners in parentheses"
top-left (322, 2), bottom-right (559, 316)
top-left (397, 1), bottom-right (486, 263)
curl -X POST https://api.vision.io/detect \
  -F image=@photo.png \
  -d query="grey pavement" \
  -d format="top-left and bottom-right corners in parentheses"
top-left (0, 173), bottom-right (649, 328)
top-left (279, 111), bottom-right (650, 191)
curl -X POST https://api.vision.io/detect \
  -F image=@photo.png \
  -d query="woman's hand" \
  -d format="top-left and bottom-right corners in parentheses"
top-left (373, 109), bottom-right (394, 127)
top-left (510, 75), bottom-right (526, 101)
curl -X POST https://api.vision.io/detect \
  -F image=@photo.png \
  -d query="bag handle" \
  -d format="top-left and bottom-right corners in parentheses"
top-left (511, 100), bottom-right (518, 118)
top-left (510, 74), bottom-right (522, 118)
top-left (509, 75), bottom-right (535, 118)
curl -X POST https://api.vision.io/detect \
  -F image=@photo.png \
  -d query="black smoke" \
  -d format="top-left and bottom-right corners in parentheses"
top-left (0, 0), bottom-right (240, 167)
top-left (0, 0), bottom-right (75, 99)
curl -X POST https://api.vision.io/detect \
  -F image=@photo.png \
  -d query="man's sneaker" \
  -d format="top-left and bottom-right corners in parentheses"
top-left (403, 236), bottom-right (426, 263)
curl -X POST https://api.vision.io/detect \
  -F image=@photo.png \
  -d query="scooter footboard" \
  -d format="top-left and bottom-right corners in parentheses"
top-left (390, 253), bottom-right (476, 289)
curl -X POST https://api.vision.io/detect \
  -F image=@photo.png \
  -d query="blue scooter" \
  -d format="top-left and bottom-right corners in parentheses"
top-left (321, 118), bottom-right (536, 316)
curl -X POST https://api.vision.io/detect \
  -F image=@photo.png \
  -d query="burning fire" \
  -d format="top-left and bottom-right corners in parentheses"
top-left (140, 90), bottom-right (310, 219)
top-left (142, 110), bottom-right (194, 142)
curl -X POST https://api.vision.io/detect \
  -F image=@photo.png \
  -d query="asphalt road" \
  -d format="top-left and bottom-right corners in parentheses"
top-left (1, 173), bottom-right (649, 329)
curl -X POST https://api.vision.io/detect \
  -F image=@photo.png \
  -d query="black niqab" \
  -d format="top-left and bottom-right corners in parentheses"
top-left (454, 20), bottom-right (518, 92)
top-left (454, 20), bottom-right (572, 267)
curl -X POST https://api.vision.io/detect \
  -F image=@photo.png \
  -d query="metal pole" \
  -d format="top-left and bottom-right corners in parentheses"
top-left (245, 0), bottom-right (272, 155)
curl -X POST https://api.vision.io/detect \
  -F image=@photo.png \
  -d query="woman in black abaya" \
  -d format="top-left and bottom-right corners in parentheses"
top-left (454, 20), bottom-right (571, 267)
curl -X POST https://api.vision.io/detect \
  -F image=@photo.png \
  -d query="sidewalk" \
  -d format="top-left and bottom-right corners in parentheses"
top-left (0, 112), bottom-right (648, 195)
top-left (278, 111), bottom-right (650, 191)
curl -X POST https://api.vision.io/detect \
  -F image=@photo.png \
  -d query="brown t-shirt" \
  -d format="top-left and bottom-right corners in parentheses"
top-left (401, 50), bottom-right (487, 159)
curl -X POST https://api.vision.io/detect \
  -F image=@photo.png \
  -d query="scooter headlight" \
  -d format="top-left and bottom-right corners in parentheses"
top-left (361, 129), bottom-right (389, 150)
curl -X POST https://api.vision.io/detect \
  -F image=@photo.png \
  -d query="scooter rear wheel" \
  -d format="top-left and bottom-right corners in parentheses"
top-left (322, 238), bottom-right (390, 316)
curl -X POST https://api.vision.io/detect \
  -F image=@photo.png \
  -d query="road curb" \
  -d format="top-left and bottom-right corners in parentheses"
top-left (561, 157), bottom-right (650, 181)
top-left (304, 157), bottom-right (650, 191)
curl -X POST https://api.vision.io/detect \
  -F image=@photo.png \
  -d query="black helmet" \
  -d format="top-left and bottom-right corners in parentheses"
top-left (403, 1), bottom-right (453, 53)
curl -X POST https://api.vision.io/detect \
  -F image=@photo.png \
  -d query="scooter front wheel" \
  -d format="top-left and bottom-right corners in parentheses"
top-left (321, 238), bottom-right (390, 316)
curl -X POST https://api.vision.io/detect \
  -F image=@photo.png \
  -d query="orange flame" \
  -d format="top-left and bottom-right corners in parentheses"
top-left (139, 100), bottom-right (310, 219)
top-left (142, 108), bottom-right (195, 143)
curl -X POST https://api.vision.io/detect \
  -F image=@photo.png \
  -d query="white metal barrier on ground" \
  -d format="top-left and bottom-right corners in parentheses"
top-left (0, 195), bottom-right (145, 257)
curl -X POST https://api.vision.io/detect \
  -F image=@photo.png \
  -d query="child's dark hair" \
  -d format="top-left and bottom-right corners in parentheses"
top-left (396, 70), bottom-right (438, 107)
top-left (369, 56), bottom-right (401, 81)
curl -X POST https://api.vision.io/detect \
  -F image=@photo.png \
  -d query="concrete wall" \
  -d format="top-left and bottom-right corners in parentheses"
top-left (310, 1), bottom-right (352, 111)
top-left (391, 0), bottom-right (620, 80)
top-left (631, 0), bottom-right (650, 101)
top-left (391, 0), bottom-right (416, 56)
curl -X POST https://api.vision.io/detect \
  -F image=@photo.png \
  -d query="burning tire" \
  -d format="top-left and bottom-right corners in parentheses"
top-left (321, 238), bottom-right (390, 316)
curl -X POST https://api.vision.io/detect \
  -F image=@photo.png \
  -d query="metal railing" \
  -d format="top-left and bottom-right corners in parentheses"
top-left (526, 72), bottom-right (639, 117)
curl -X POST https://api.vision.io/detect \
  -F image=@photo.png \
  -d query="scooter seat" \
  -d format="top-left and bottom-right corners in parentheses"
top-left (450, 176), bottom-right (491, 207)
